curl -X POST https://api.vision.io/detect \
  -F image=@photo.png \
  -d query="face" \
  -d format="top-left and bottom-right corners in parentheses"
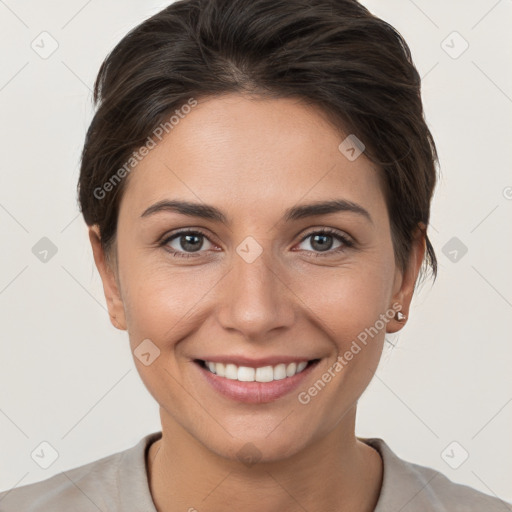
top-left (90, 93), bottom-right (424, 462)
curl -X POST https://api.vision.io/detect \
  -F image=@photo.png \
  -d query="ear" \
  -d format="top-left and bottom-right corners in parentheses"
top-left (386, 225), bottom-right (426, 333)
top-left (88, 225), bottom-right (127, 331)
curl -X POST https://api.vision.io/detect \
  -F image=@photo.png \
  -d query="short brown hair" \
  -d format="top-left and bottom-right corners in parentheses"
top-left (78, 0), bottom-right (438, 278)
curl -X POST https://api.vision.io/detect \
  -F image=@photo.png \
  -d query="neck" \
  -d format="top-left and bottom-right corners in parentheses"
top-left (147, 407), bottom-right (382, 512)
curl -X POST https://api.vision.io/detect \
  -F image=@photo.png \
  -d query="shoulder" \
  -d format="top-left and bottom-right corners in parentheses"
top-left (363, 438), bottom-right (511, 512)
top-left (0, 451), bottom-right (123, 512)
top-left (0, 432), bottom-right (161, 512)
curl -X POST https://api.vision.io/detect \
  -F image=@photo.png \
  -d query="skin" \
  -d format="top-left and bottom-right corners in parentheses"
top-left (89, 93), bottom-right (425, 512)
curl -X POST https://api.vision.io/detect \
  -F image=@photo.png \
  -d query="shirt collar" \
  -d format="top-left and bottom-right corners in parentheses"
top-left (119, 432), bottom-right (444, 511)
top-left (361, 437), bottom-right (446, 511)
top-left (118, 431), bottom-right (161, 511)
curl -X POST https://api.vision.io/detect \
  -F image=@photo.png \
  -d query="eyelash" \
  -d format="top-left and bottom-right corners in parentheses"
top-left (160, 227), bottom-right (354, 259)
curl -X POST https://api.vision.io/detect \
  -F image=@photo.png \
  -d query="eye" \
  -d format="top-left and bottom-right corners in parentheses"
top-left (295, 228), bottom-right (354, 256)
top-left (160, 227), bottom-right (354, 259)
top-left (161, 229), bottom-right (216, 258)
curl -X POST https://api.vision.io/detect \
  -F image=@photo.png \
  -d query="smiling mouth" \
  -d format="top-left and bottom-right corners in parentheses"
top-left (194, 359), bottom-right (321, 383)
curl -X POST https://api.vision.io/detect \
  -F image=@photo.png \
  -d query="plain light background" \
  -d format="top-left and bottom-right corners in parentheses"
top-left (1, 0), bottom-right (511, 503)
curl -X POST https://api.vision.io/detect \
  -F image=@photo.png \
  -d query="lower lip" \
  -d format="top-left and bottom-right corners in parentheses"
top-left (194, 360), bottom-right (319, 404)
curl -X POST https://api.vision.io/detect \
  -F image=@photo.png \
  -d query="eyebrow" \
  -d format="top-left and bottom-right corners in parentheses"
top-left (140, 199), bottom-right (372, 224)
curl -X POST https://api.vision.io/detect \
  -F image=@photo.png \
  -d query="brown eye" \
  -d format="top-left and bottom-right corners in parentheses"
top-left (296, 228), bottom-right (354, 256)
top-left (161, 230), bottom-right (215, 258)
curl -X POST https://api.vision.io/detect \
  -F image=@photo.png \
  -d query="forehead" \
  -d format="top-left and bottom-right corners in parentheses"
top-left (118, 94), bottom-right (386, 222)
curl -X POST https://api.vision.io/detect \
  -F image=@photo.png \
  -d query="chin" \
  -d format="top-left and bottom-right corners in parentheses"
top-left (208, 432), bottom-right (308, 466)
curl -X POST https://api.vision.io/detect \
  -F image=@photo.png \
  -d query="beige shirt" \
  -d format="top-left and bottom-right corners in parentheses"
top-left (0, 431), bottom-right (509, 511)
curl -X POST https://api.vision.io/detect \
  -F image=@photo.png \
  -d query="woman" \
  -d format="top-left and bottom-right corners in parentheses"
top-left (0, 0), bottom-right (508, 510)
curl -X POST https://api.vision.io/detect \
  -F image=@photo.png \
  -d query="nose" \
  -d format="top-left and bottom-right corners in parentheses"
top-left (216, 246), bottom-right (296, 341)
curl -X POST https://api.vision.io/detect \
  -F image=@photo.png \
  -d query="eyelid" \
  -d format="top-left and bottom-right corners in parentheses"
top-left (298, 226), bottom-right (354, 244)
top-left (160, 227), bottom-right (215, 244)
top-left (293, 227), bottom-right (355, 255)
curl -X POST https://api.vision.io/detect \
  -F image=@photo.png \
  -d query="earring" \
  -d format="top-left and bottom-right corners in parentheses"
top-left (395, 311), bottom-right (406, 322)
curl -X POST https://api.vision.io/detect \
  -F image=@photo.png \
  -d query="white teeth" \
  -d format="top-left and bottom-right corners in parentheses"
top-left (255, 366), bottom-right (274, 382)
top-left (215, 362), bottom-right (226, 377)
top-left (273, 363), bottom-right (287, 380)
top-left (225, 363), bottom-right (238, 380)
top-left (297, 361), bottom-right (307, 372)
top-left (203, 360), bottom-right (312, 382)
top-left (237, 366), bottom-right (255, 382)
top-left (286, 362), bottom-right (297, 377)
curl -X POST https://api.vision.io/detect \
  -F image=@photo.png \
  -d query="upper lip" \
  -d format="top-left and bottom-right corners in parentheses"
top-left (194, 355), bottom-right (320, 368)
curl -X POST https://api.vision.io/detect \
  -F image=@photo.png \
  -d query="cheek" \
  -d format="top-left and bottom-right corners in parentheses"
top-left (119, 262), bottom-right (211, 406)
top-left (293, 255), bottom-right (396, 348)
top-left (289, 257), bottom-right (395, 422)
top-left (120, 257), bottom-right (219, 350)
